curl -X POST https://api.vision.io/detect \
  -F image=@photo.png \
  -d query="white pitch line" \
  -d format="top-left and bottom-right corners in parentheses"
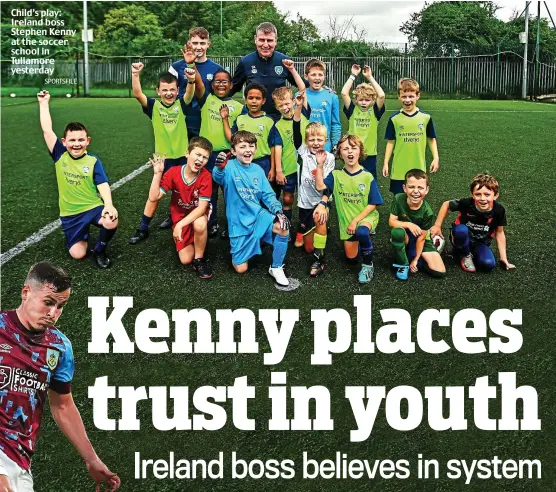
top-left (0, 162), bottom-right (151, 266)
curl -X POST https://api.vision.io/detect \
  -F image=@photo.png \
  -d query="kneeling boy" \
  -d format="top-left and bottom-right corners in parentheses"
top-left (431, 173), bottom-right (514, 272)
top-left (213, 131), bottom-right (291, 286)
top-left (148, 137), bottom-right (214, 278)
top-left (38, 90), bottom-right (118, 268)
top-left (389, 169), bottom-right (445, 280)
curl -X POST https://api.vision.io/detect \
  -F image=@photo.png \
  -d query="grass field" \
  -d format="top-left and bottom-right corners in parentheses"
top-left (1, 97), bottom-right (556, 491)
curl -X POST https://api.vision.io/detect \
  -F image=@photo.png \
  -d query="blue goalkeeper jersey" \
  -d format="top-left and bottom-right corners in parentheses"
top-left (212, 159), bottom-right (282, 237)
top-left (305, 87), bottom-right (341, 151)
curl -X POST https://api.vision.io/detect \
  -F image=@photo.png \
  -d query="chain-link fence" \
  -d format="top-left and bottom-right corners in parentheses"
top-left (2, 45), bottom-right (555, 99)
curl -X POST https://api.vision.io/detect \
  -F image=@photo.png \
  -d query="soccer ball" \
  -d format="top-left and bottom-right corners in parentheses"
top-left (9, 93), bottom-right (16, 98)
top-left (432, 234), bottom-right (445, 254)
top-left (66, 94), bottom-right (72, 98)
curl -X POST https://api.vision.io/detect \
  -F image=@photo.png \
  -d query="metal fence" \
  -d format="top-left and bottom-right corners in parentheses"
top-left (3, 52), bottom-right (555, 98)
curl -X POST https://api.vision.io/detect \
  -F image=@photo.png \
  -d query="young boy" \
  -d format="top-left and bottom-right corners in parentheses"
top-left (147, 137), bottom-right (214, 278)
top-left (304, 59), bottom-right (341, 152)
top-left (269, 86), bottom-right (311, 232)
top-left (315, 134), bottom-right (383, 283)
top-left (430, 173), bottom-right (515, 272)
top-left (213, 131), bottom-right (291, 287)
top-left (37, 90), bottom-right (118, 269)
top-left (383, 78), bottom-right (439, 195)
top-left (225, 83), bottom-right (275, 178)
top-left (341, 64), bottom-right (386, 180)
top-left (291, 92), bottom-right (336, 276)
top-left (389, 169), bottom-right (446, 280)
top-left (169, 27), bottom-right (223, 139)
top-left (194, 68), bottom-right (243, 237)
top-left (129, 64), bottom-right (196, 244)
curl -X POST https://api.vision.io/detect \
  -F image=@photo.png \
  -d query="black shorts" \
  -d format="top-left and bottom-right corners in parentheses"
top-left (299, 207), bottom-right (316, 235)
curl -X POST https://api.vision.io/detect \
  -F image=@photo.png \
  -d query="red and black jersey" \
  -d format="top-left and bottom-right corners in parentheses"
top-left (449, 198), bottom-right (507, 245)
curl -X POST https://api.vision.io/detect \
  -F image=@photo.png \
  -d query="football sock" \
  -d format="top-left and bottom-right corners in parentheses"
top-left (391, 227), bottom-right (409, 265)
top-left (139, 214), bottom-right (152, 231)
top-left (313, 233), bottom-right (327, 260)
top-left (356, 226), bottom-right (373, 265)
top-left (271, 233), bottom-right (289, 268)
top-left (95, 226), bottom-right (117, 253)
top-left (425, 265), bottom-right (446, 279)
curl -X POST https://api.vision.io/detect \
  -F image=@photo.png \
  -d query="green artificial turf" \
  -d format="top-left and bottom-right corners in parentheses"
top-left (1, 98), bottom-right (555, 491)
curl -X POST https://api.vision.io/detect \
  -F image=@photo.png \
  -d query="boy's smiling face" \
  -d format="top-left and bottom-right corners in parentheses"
top-left (356, 95), bottom-right (375, 112)
top-left (306, 132), bottom-right (326, 154)
top-left (61, 130), bottom-right (90, 158)
top-left (232, 140), bottom-right (257, 165)
top-left (403, 176), bottom-right (429, 206)
top-left (398, 90), bottom-right (419, 112)
top-left (186, 146), bottom-right (210, 173)
top-left (212, 72), bottom-right (231, 98)
top-left (157, 81), bottom-right (178, 105)
top-left (306, 68), bottom-right (325, 91)
top-left (472, 185), bottom-right (498, 211)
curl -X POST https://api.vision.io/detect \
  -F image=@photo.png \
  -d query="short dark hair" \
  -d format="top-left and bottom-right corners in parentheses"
top-left (188, 136), bottom-right (213, 154)
top-left (405, 169), bottom-right (429, 185)
top-left (157, 73), bottom-right (178, 88)
top-left (231, 131), bottom-right (258, 148)
top-left (63, 122), bottom-right (88, 138)
top-left (189, 27), bottom-right (210, 39)
top-left (244, 82), bottom-right (266, 99)
top-left (213, 69), bottom-right (232, 83)
top-left (25, 262), bottom-right (72, 292)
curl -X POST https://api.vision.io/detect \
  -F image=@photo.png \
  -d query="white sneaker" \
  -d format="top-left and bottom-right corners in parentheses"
top-left (269, 266), bottom-right (289, 286)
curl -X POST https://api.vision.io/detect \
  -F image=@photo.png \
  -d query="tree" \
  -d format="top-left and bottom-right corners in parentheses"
top-left (400, 1), bottom-right (505, 55)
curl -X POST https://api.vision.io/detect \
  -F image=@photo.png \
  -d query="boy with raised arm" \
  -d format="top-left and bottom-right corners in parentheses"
top-left (304, 59), bottom-right (341, 152)
top-left (129, 63), bottom-right (196, 244)
top-left (194, 68), bottom-right (243, 236)
top-left (37, 91), bottom-right (118, 268)
top-left (383, 78), bottom-right (439, 195)
top-left (147, 137), bottom-right (214, 279)
top-left (341, 64), bottom-right (386, 179)
top-left (213, 131), bottom-right (291, 287)
top-left (315, 134), bottom-right (383, 283)
top-left (430, 173), bottom-right (515, 272)
top-left (389, 169), bottom-right (446, 280)
top-left (291, 92), bottom-right (335, 276)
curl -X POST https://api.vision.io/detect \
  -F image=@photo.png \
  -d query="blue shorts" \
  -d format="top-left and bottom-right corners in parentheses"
top-left (164, 156), bottom-right (187, 174)
top-left (361, 155), bottom-right (377, 180)
top-left (282, 172), bottom-right (297, 193)
top-left (230, 210), bottom-right (275, 265)
top-left (253, 156), bottom-right (271, 177)
top-left (389, 179), bottom-right (405, 195)
top-left (60, 205), bottom-right (103, 250)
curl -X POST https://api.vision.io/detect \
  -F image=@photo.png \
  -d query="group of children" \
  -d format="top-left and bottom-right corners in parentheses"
top-left (37, 31), bottom-right (515, 286)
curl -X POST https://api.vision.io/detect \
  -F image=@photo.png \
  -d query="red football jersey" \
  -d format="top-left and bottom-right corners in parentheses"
top-left (0, 311), bottom-right (74, 470)
top-left (160, 166), bottom-right (212, 224)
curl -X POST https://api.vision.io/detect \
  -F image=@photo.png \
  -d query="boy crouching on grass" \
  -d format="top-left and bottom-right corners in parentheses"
top-left (431, 173), bottom-right (514, 273)
top-left (213, 131), bottom-right (291, 287)
top-left (38, 90), bottom-right (118, 269)
top-left (148, 137), bottom-right (214, 279)
top-left (315, 134), bottom-right (383, 284)
top-left (389, 169), bottom-right (446, 281)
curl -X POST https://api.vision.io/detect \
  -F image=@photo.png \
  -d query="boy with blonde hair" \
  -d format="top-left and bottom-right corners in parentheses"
top-left (341, 64), bottom-right (385, 179)
top-left (383, 78), bottom-right (439, 195)
top-left (291, 92), bottom-right (335, 276)
top-left (304, 58), bottom-right (341, 152)
top-left (431, 173), bottom-right (514, 272)
top-left (270, 86), bottom-right (311, 227)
